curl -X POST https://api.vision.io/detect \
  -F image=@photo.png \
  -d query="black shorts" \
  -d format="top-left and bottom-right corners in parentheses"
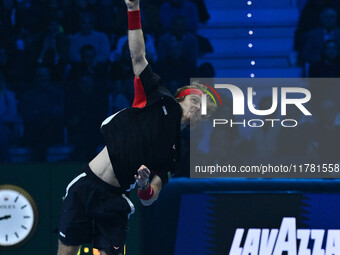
top-left (58, 165), bottom-right (135, 254)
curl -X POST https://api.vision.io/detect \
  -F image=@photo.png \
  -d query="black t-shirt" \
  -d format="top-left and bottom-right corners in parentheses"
top-left (101, 65), bottom-right (182, 191)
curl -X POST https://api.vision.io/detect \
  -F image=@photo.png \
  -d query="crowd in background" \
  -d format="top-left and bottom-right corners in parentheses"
top-left (0, 0), bottom-right (213, 162)
top-left (296, 0), bottom-right (340, 77)
top-left (0, 0), bottom-right (339, 176)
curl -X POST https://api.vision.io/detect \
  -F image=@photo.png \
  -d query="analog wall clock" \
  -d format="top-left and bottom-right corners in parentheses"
top-left (0, 184), bottom-right (38, 248)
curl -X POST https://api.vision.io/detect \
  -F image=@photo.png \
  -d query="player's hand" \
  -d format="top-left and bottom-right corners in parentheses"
top-left (124, 0), bottom-right (140, 10)
top-left (134, 165), bottom-right (150, 188)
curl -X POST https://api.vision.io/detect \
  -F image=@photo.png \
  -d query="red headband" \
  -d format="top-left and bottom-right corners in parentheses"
top-left (177, 88), bottom-right (203, 99)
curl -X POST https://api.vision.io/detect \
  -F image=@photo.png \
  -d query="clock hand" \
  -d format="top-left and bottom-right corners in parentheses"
top-left (0, 215), bottom-right (11, 221)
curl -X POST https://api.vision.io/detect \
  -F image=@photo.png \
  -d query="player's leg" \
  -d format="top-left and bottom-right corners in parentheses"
top-left (92, 194), bottom-right (133, 255)
top-left (57, 240), bottom-right (79, 255)
top-left (57, 170), bottom-right (93, 255)
top-left (83, 165), bottom-right (134, 255)
top-left (99, 250), bottom-right (123, 255)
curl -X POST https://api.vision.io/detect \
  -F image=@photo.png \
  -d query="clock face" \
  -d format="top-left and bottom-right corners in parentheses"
top-left (0, 185), bottom-right (38, 248)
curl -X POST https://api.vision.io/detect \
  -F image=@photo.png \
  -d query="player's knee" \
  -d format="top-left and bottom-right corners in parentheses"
top-left (57, 240), bottom-right (79, 255)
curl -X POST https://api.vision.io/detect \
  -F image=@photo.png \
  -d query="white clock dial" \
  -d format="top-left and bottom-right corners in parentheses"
top-left (0, 185), bottom-right (38, 248)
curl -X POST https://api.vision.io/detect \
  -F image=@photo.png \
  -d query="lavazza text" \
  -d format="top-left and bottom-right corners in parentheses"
top-left (229, 217), bottom-right (340, 255)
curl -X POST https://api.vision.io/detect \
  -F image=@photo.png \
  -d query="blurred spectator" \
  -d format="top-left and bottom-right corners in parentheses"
top-left (111, 34), bottom-right (157, 64)
top-left (196, 62), bottom-right (215, 77)
top-left (295, 0), bottom-right (340, 51)
top-left (108, 80), bottom-right (131, 115)
top-left (1, 0), bottom-right (17, 33)
top-left (249, 97), bottom-right (281, 161)
top-left (0, 46), bottom-right (10, 80)
top-left (27, 0), bottom-right (65, 34)
top-left (19, 66), bottom-right (65, 161)
top-left (65, 74), bottom-right (107, 161)
top-left (308, 79), bottom-right (339, 111)
top-left (189, 0), bottom-right (210, 24)
top-left (30, 18), bottom-right (69, 81)
top-left (166, 80), bottom-right (182, 94)
top-left (297, 0), bottom-right (331, 35)
top-left (142, 0), bottom-right (209, 35)
top-left (303, 98), bottom-right (340, 161)
top-left (276, 104), bottom-right (314, 161)
top-left (62, 0), bottom-right (95, 34)
top-left (69, 12), bottom-right (110, 63)
top-left (66, 44), bottom-right (109, 91)
top-left (0, 0), bottom-right (32, 37)
top-left (95, 0), bottom-right (126, 39)
top-left (0, 73), bottom-right (21, 161)
top-left (140, 0), bottom-right (162, 34)
top-left (95, 0), bottom-right (116, 36)
top-left (159, 0), bottom-right (199, 33)
top-left (0, 39), bottom-right (30, 96)
top-left (301, 7), bottom-right (340, 64)
top-left (309, 39), bottom-right (340, 77)
top-left (196, 34), bottom-right (213, 57)
top-left (110, 41), bottom-right (134, 101)
top-left (209, 95), bottom-right (248, 165)
top-left (156, 15), bottom-right (198, 85)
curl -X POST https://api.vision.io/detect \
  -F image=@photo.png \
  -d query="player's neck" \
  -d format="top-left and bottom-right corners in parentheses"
top-left (181, 118), bottom-right (189, 130)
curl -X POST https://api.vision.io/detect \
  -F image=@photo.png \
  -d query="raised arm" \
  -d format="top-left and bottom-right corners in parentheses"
top-left (124, 0), bottom-right (148, 77)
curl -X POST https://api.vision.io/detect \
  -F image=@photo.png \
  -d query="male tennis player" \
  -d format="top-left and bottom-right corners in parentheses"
top-left (57, 0), bottom-right (215, 254)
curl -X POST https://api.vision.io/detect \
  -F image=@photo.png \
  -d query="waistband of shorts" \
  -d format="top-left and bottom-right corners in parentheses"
top-left (83, 164), bottom-right (125, 194)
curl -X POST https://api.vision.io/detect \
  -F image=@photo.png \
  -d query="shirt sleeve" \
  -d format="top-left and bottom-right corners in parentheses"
top-left (150, 145), bottom-right (179, 187)
top-left (132, 64), bottom-right (163, 108)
